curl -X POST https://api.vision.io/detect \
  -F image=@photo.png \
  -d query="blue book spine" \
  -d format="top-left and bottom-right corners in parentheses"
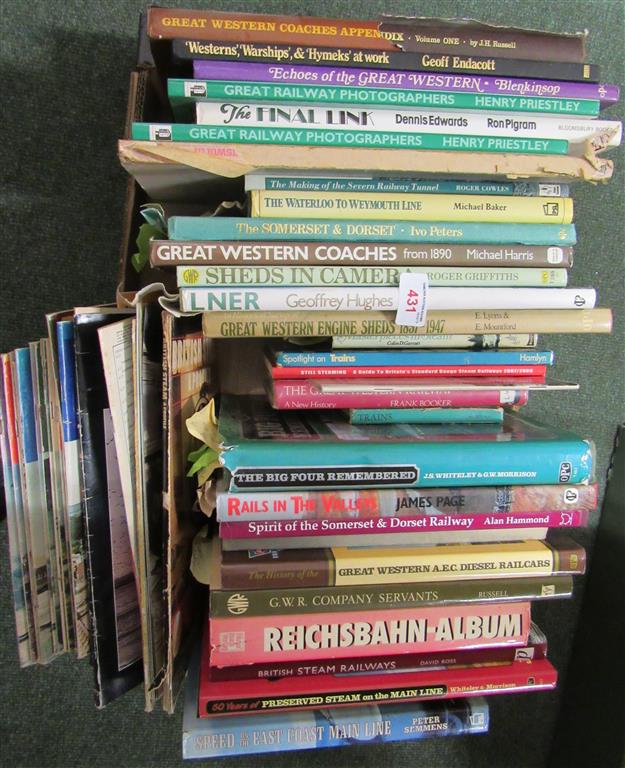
top-left (256, 177), bottom-right (570, 196)
top-left (182, 698), bottom-right (489, 758)
top-left (274, 350), bottom-right (554, 366)
top-left (15, 349), bottom-right (38, 464)
top-left (350, 408), bottom-right (504, 425)
top-left (168, 217), bottom-right (576, 246)
top-left (15, 348), bottom-right (55, 661)
top-left (223, 435), bottom-right (594, 489)
top-left (56, 322), bottom-right (79, 443)
top-left (56, 320), bottom-right (90, 656)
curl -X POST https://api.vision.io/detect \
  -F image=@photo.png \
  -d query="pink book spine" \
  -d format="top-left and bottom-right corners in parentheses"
top-left (271, 365), bottom-right (547, 379)
top-left (219, 509), bottom-right (589, 539)
top-left (271, 381), bottom-right (529, 409)
top-left (209, 602), bottom-right (531, 666)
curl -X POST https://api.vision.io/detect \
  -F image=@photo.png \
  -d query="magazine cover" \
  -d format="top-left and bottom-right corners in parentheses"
top-left (161, 312), bottom-right (215, 712)
top-left (74, 307), bottom-right (142, 706)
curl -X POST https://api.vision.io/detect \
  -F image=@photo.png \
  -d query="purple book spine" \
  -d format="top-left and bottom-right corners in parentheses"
top-left (192, 60), bottom-right (620, 105)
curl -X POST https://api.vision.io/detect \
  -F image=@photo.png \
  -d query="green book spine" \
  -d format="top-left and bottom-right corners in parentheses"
top-left (168, 217), bottom-right (577, 245)
top-left (209, 575), bottom-right (574, 617)
top-left (167, 79), bottom-right (600, 117)
top-left (131, 123), bottom-right (568, 155)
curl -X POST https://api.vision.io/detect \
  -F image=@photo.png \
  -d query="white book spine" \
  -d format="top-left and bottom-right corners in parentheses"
top-left (176, 265), bottom-right (568, 288)
top-left (180, 286), bottom-right (596, 312)
top-left (196, 103), bottom-right (623, 146)
top-left (332, 334), bottom-right (538, 348)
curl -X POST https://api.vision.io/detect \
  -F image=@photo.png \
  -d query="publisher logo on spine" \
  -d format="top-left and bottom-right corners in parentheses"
top-left (542, 202), bottom-right (560, 217)
top-left (558, 462), bottom-right (572, 483)
top-left (182, 268), bottom-right (200, 285)
top-left (563, 488), bottom-right (579, 504)
top-left (149, 124), bottom-right (172, 141)
top-left (547, 247), bottom-right (564, 264)
top-left (226, 593), bottom-right (249, 615)
top-left (538, 184), bottom-right (562, 197)
top-left (185, 82), bottom-right (207, 98)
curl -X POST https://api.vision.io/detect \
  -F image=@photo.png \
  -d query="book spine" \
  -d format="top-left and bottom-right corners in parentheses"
top-left (351, 407), bottom-right (505, 423)
top-left (199, 659), bottom-right (558, 716)
top-left (349, 407), bottom-right (503, 422)
top-left (148, 9), bottom-right (401, 49)
top-left (13, 347), bottom-right (56, 662)
top-left (274, 349), bottom-right (554, 366)
top-left (244, 176), bottom-right (571, 196)
top-left (181, 286), bottom-right (595, 313)
top-left (332, 334), bottom-right (539, 348)
top-left (225, 433), bottom-right (594, 490)
top-left (220, 540), bottom-right (584, 589)
top-left (30, 341), bottom-right (65, 655)
top-left (183, 698), bottom-right (490, 758)
top-left (177, 39), bottom-right (600, 83)
top-left (189, 60), bottom-right (612, 98)
top-left (250, 191), bottom-right (575, 224)
top-left (202, 309), bottom-right (611, 339)
top-left (43, 339), bottom-right (75, 652)
top-left (0, 355), bottom-right (36, 665)
top-left (210, 576), bottom-right (573, 618)
top-left (177, 265), bottom-right (569, 288)
top-left (209, 603), bottom-right (531, 666)
top-left (220, 510), bottom-right (588, 540)
top-left (170, 79), bottom-right (600, 117)
top-left (208, 633), bottom-right (546, 679)
top-left (168, 217), bottom-right (577, 245)
top-left (132, 123), bottom-right (569, 155)
top-left (56, 321), bottom-right (91, 657)
top-left (270, 365), bottom-right (547, 379)
top-left (551, 539), bottom-right (587, 574)
top-left (197, 104), bottom-right (618, 150)
top-left (216, 484), bottom-right (598, 521)
top-left (148, 9), bottom-right (586, 61)
top-left (152, 241), bottom-right (574, 267)
top-left (270, 382), bottom-right (529, 410)
top-left (120, 138), bottom-right (614, 183)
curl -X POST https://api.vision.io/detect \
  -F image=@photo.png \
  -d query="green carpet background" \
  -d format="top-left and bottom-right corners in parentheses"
top-left (1, 1), bottom-right (623, 766)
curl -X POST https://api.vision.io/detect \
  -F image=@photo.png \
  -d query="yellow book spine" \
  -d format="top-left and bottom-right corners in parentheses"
top-left (201, 308), bottom-right (613, 338)
top-left (331, 540), bottom-right (554, 585)
top-left (250, 190), bottom-right (573, 224)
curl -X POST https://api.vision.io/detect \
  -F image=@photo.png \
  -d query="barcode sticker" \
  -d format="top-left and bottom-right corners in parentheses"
top-left (395, 273), bottom-right (429, 327)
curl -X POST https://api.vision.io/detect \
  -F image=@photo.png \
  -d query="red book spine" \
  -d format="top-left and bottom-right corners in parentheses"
top-left (207, 629), bottom-right (548, 681)
top-left (219, 509), bottom-right (589, 539)
top-left (199, 642), bottom-right (558, 716)
top-left (271, 380), bottom-right (530, 409)
top-left (209, 602), bottom-right (531, 666)
top-left (271, 365), bottom-right (547, 379)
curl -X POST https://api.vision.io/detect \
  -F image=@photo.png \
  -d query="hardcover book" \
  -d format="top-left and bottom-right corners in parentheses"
top-left (208, 601), bottom-right (532, 666)
top-left (206, 622), bottom-right (548, 680)
top-left (212, 395), bottom-right (594, 489)
top-left (188, 63), bottom-right (615, 101)
top-left (198, 618), bottom-right (558, 715)
top-left (206, 572), bottom-right (574, 617)
top-left (216, 482), bottom-right (597, 521)
top-left (170, 79), bottom-right (603, 118)
top-left (182, 643), bottom-right (490, 757)
top-left (216, 537), bottom-right (585, 589)
top-left (177, 37), bottom-right (598, 81)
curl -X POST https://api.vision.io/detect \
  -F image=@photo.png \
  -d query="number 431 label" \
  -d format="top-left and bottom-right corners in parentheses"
top-left (395, 273), bottom-right (429, 327)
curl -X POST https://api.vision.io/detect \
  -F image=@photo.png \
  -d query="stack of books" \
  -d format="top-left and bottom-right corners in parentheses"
top-left (0, 5), bottom-right (622, 763)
